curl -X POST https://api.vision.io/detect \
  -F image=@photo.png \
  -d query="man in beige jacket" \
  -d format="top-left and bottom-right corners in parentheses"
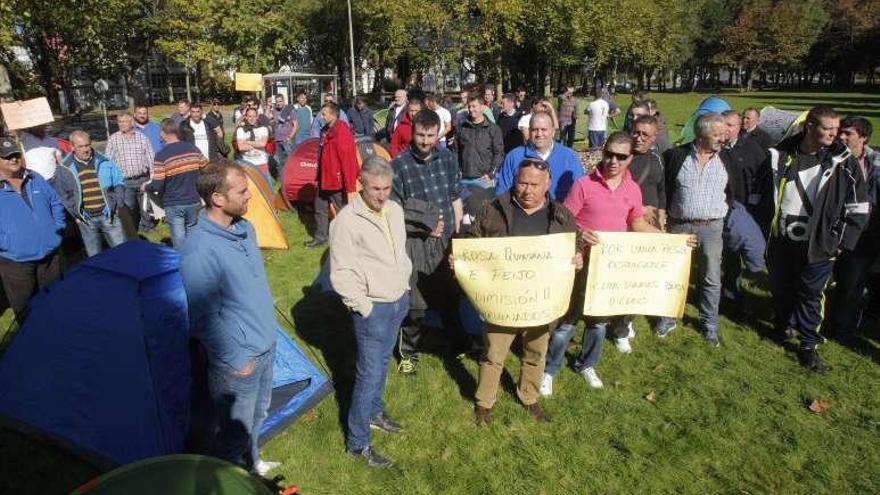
top-left (330, 155), bottom-right (412, 469)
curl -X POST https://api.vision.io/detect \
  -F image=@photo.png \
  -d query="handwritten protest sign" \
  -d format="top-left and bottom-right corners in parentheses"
top-left (453, 233), bottom-right (576, 328)
top-left (0, 97), bottom-right (54, 130)
top-left (583, 232), bottom-right (692, 318)
top-left (235, 73), bottom-right (263, 92)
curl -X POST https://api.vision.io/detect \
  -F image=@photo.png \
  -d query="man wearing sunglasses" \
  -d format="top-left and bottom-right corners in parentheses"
top-left (460, 157), bottom-right (582, 424)
top-left (541, 132), bottom-right (661, 396)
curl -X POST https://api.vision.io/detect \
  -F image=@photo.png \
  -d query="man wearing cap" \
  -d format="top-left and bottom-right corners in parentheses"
top-left (0, 136), bottom-right (66, 323)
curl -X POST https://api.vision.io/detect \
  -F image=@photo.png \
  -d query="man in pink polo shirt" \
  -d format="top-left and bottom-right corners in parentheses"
top-left (540, 132), bottom-right (660, 396)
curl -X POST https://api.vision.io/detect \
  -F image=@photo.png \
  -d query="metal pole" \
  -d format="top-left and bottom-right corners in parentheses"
top-left (347, 0), bottom-right (357, 99)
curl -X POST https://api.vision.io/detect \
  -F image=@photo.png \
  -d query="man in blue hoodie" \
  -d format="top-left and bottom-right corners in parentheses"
top-left (0, 136), bottom-right (66, 323)
top-left (178, 160), bottom-right (280, 476)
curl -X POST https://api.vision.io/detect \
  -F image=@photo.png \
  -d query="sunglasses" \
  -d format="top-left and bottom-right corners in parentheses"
top-left (603, 150), bottom-right (630, 162)
top-left (518, 158), bottom-right (549, 171)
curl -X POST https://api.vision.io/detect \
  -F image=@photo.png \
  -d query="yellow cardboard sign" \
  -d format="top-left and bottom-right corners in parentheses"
top-left (235, 72), bottom-right (263, 92)
top-left (453, 233), bottom-right (576, 328)
top-left (0, 97), bottom-right (54, 130)
top-left (583, 232), bottom-right (692, 318)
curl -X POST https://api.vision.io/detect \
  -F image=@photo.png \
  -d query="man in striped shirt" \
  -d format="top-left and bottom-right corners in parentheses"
top-left (105, 112), bottom-right (154, 233)
top-left (60, 130), bottom-right (127, 257)
top-left (146, 119), bottom-right (208, 248)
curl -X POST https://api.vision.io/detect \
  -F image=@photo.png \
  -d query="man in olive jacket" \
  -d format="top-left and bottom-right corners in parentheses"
top-left (460, 157), bottom-right (582, 425)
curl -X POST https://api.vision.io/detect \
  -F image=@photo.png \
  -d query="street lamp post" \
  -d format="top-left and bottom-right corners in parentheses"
top-left (347, 0), bottom-right (357, 100)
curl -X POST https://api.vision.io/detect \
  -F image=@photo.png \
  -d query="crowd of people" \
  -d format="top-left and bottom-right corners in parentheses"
top-left (0, 83), bottom-right (877, 474)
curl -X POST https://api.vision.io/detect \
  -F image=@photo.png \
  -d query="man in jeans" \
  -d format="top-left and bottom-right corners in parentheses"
top-left (541, 133), bottom-right (662, 397)
top-left (179, 160), bottom-right (279, 476)
top-left (655, 113), bottom-right (732, 346)
top-left (61, 130), bottom-right (126, 257)
top-left (146, 119), bottom-right (207, 248)
top-left (105, 112), bottom-right (154, 232)
top-left (557, 85), bottom-right (578, 148)
top-left (330, 156), bottom-right (412, 469)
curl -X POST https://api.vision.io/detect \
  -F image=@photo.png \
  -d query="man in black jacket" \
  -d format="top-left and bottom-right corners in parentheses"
top-left (348, 97), bottom-right (375, 138)
top-left (179, 103), bottom-right (224, 161)
top-left (719, 110), bottom-right (769, 309)
top-left (454, 95), bottom-right (504, 183)
top-left (764, 107), bottom-right (868, 372)
top-left (741, 107), bottom-right (774, 151)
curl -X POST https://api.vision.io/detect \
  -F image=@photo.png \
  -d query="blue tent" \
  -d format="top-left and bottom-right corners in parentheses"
top-left (0, 241), bottom-right (190, 466)
top-left (0, 240), bottom-right (332, 466)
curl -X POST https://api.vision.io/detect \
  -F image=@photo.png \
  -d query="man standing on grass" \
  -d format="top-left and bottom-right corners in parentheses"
top-left (558, 85), bottom-right (578, 148)
top-left (628, 115), bottom-right (666, 229)
top-left (146, 119), bottom-right (208, 248)
top-left (462, 157), bottom-right (581, 424)
top-left (179, 103), bottom-right (224, 161)
top-left (61, 130), bottom-right (126, 257)
top-left (0, 136), bottom-right (65, 324)
top-left (105, 112), bottom-right (155, 233)
top-left (586, 91), bottom-right (610, 148)
top-left (305, 102), bottom-right (359, 249)
top-left (830, 116), bottom-right (880, 341)
top-left (495, 111), bottom-right (584, 201)
top-left (179, 160), bottom-right (280, 476)
top-left (541, 133), bottom-right (661, 397)
top-left (270, 93), bottom-right (296, 172)
top-left (654, 113), bottom-right (733, 347)
top-left (134, 104), bottom-right (164, 155)
top-left (391, 110), bottom-right (464, 376)
top-left (765, 107), bottom-right (868, 372)
top-left (330, 156), bottom-right (412, 469)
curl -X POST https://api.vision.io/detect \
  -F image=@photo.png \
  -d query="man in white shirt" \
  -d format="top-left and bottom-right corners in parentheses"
top-left (586, 94), bottom-right (610, 149)
top-left (235, 108), bottom-right (270, 170)
top-left (425, 93), bottom-right (452, 148)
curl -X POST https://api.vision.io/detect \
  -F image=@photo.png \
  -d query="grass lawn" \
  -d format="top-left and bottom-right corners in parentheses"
top-left (3, 91), bottom-right (880, 494)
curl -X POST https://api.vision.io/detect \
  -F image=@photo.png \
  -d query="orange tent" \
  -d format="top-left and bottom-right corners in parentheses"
top-left (240, 162), bottom-right (289, 250)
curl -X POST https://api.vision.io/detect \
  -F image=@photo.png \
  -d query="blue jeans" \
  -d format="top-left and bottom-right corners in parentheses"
top-left (77, 215), bottom-right (126, 257)
top-left (560, 121), bottom-right (576, 148)
top-left (273, 141), bottom-right (290, 181)
top-left (656, 219), bottom-right (724, 336)
top-left (545, 317), bottom-right (622, 375)
top-left (588, 130), bottom-right (606, 149)
top-left (208, 346), bottom-right (275, 471)
top-left (347, 293), bottom-right (410, 451)
top-left (165, 203), bottom-right (201, 248)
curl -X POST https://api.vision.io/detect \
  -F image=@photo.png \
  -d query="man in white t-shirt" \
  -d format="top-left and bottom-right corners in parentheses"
top-left (235, 108), bottom-right (270, 168)
top-left (586, 94), bottom-right (610, 148)
top-left (425, 93), bottom-right (452, 148)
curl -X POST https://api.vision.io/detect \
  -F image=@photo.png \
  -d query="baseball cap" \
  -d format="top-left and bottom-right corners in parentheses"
top-left (0, 136), bottom-right (21, 158)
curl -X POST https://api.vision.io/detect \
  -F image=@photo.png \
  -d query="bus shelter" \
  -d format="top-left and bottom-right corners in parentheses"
top-left (262, 72), bottom-right (338, 108)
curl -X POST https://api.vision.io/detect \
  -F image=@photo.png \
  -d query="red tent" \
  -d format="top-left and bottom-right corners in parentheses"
top-left (282, 138), bottom-right (319, 205)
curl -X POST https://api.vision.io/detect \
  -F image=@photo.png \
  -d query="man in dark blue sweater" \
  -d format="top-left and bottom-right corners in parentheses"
top-left (179, 160), bottom-right (280, 476)
top-left (145, 119), bottom-right (207, 248)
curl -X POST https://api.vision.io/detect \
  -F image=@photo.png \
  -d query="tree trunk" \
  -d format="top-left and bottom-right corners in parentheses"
top-left (185, 65), bottom-right (192, 103)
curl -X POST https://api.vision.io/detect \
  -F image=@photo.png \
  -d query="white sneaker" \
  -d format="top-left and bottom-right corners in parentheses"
top-left (580, 367), bottom-right (604, 389)
top-left (539, 373), bottom-right (553, 397)
top-left (626, 322), bottom-right (635, 339)
top-left (614, 337), bottom-right (632, 354)
top-left (255, 459), bottom-right (281, 476)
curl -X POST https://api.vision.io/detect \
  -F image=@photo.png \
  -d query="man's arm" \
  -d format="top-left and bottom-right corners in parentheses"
top-left (329, 216), bottom-right (373, 316)
top-left (489, 125), bottom-right (504, 177)
top-left (630, 216), bottom-right (661, 233)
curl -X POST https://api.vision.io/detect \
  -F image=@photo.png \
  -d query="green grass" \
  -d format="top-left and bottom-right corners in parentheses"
top-left (3, 91), bottom-right (880, 494)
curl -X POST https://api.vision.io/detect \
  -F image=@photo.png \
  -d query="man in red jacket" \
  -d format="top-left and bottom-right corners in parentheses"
top-left (390, 99), bottom-right (424, 157)
top-left (306, 102), bottom-right (359, 248)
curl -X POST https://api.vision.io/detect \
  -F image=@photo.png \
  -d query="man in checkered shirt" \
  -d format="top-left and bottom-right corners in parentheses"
top-left (105, 112), bottom-right (155, 232)
top-left (390, 109), bottom-right (464, 376)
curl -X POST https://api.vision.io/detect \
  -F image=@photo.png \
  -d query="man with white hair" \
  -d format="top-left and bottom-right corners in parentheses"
top-left (654, 113), bottom-right (735, 346)
top-left (105, 112), bottom-right (154, 232)
top-left (330, 155), bottom-right (412, 468)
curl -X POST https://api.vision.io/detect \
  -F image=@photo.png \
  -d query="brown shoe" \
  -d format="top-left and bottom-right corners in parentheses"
top-left (474, 405), bottom-right (492, 425)
top-left (522, 402), bottom-right (549, 422)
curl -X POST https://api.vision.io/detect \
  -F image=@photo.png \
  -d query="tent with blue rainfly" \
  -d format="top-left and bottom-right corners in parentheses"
top-left (0, 240), bottom-right (331, 467)
top-left (677, 96), bottom-right (732, 145)
top-left (0, 241), bottom-right (190, 466)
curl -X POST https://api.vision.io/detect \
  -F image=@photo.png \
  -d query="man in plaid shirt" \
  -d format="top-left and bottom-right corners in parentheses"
top-left (390, 110), bottom-right (464, 376)
top-left (105, 112), bottom-right (155, 232)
